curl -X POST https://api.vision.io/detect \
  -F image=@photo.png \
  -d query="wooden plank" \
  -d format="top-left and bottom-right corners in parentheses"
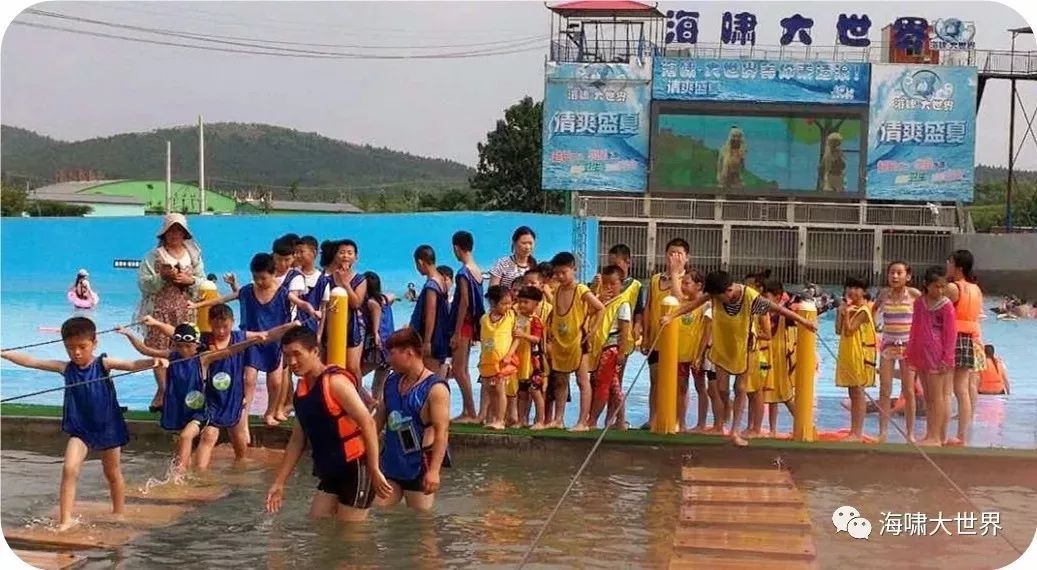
top-left (209, 445), bottom-right (285, 467)
top-left (48, 502), bottom-right (191, 528)
top-left (11, 549), bottom-right (85, 570)
top-left (682, 484), bottom-right (803, 506)
top-left (673, 526), bottom-right (816, 560)
top-left (682, 467), bottom-right (793, 486)
top-left (125, 483), bottom-right (230, 503)
top-left (680, 504), bottom-right (812, 528)
top-left (3, 525), bottom-right (141, 550)
top-left (670, 552), bottom-right (816, 570)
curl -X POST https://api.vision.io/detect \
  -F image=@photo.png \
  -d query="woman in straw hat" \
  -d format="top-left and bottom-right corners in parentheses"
top-left (136, 213), bottom-right (206, 411)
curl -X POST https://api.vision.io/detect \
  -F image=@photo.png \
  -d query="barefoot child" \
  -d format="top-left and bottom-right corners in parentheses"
top-left (744, 303), bottom-right (772, 438)
top-left (118, 319), bottom-right (265, 473)
top-left (944, 250), bottom-right (983, 446)
top-left (591, 244), bottom-right (644, 429)
top-left (1, 317), bottom-right (166, 530)
top-left (514, 285), bottom-right (548, 429)
top-left (332, 240), bottom-right (368, 387)
top-left (196, 254), bottom-right (316, 427)
top-left (642, 238), bottom-right (689, 428)
top-left (835, 276), bottom-right (878, 443)
top-left (679, 269), bottom-right (712, 432)
top-left (362, 271), bottom-right (395, 402)
top-left (873, 261), bottom-right (921, 442)
top-left (519, 270), bottom-right (554, 426)
top-left (478, 286), bottom-right (518, 430)
top-left (447, 231), bottom-right (485, 423)
top-left (547, 252), bottom-right (604, 431)
top-left (761, 280), bottom-right (797, 436)
top-left (410, 245), bottom-right (451, 372)
top-left (663, 271), bottom-right (818, 446)
top-left (266, 327), bottom-right (392, 522)
top-left (586, 265), bottom-right (633, 429)
top-left (906, 266), bottom-right (957, 446)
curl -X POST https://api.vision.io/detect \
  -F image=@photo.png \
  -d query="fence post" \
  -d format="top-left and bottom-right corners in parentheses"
top-left (792, 301), bottom-right (818, 442)
top-left (721, 223), bottom-right (732, 272)
top-left (651, 296), bottom-right (680, 434)
top-left (327, 287), bottom-right (349, 368)
top-left (873, 228), bottom-right (885, 284)
top-left (646, 220), bottom-right (658, 272)
top-left (797, 225), bottom-right (808, 283)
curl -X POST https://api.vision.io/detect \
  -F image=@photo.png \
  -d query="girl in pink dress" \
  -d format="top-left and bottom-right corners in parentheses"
top-left (905, 266), bottom-right (957, 446)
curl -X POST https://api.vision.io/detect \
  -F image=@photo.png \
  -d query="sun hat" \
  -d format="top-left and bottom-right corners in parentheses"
top-left (77, 268), bottom-right (89, 277)
top-left (156, 213), bottom-right (192, 239)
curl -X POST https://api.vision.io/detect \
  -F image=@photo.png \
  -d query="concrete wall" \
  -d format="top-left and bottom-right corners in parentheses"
top-left (953, 233), bottom-right (1037, 298)
top-left (84, 203), bottom-right (146, 217)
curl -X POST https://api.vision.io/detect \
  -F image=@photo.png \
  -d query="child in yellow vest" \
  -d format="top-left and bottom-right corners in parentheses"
top-left (678, 269), bottom-right (714, 433)
top-left (761, 279), bottom-right (797, 436)
top-left (587, 266), bottom-right (634, 429)
top-left (642, 238), bottom-right (689, 429)
top-left (663, 271), bottom-right (817, 447)
top-left (546, 252), bottom-right (604, 431)
top-left (479, 286), bottom-right (518, 430)
top-left (836, 276), bottom-right (878, 442)
top-left (513, 285), bottom-right (549, 430)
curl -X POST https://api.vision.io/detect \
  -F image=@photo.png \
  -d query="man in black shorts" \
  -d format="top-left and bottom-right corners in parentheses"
top-left (265, 328), bottom-right (392, 522)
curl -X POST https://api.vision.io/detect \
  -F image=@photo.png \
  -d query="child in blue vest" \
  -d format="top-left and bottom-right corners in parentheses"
top-left (119, 317), bottom-right (270, 474)
top-left (2, 317), bottom-right (166, 530)
top-left (194, 253), bottom-right (317, 428)
top-left (409, 245), bottom-right (451, 372)
top-left (362, 271), bottom-right (396, 401)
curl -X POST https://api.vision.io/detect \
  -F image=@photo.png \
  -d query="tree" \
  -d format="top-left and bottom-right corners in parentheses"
top-left (1, 185), bottom-right (28, 216)
top-left (471, 97), bottom-right (564, 213)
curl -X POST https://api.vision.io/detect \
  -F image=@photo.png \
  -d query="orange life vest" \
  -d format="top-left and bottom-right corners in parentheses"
top-left (294, 365), bottom-right (366, 463)
top-left (978, 358), bottom-right (1006, 394)
top-left (953, 280), bottom-right (982, 338)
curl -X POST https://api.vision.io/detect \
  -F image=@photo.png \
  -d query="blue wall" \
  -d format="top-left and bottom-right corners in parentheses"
top-left (0, 212), bottom-right (598, 296)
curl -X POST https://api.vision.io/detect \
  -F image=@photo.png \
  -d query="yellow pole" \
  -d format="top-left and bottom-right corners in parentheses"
top-left (194, 280), bottom-right (219, 333)
top-left (792, 301), bottom-right (818, 442)
top-left (653, 296), bottom-right (680, 434)
top-left (326, 287), bottom-right (349, 367)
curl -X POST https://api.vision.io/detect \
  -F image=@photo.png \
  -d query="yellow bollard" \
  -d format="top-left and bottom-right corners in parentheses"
top-left (194, 280), bottom-right (219, 333)
top-left (652, 296), bottom-right (680, 434)
top-left (326, 287), bottom-right (349, 367)
top-left (792, 300), bottom-right (818, 442)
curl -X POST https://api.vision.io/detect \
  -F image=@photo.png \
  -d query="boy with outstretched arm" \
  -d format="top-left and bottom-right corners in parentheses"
top-left (2, 317), bottom-right (167, 530)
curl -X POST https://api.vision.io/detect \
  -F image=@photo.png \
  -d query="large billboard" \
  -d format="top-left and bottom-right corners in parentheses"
top-left (653, 57), bottom-right (870, 105)
top-left (649, 103), bottom-right (866, 196)
top-left (542, 61), bottom-right (651, 193)
top-left (866, 64), bottom-right (978, 202)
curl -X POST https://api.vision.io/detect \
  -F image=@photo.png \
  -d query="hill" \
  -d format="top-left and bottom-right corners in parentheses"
top-left (0, 123), bottom-right (474, 202)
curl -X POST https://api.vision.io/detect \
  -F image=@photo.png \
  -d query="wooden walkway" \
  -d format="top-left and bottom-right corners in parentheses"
top-left (670, 467), bottom-right (818, 569)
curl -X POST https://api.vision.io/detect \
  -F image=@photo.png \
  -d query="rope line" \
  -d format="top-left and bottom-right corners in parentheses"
top-left (517, 328), bottom-right (667, 568)
top-left (815, 336), bottom-right (1024, 556)
top-left (1, 321), bottom-right (143, 353)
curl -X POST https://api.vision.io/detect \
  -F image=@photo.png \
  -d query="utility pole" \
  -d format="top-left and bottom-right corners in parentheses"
top-left (165, 141), bottom-right (172, 214)
top-left (198, 115), bottom-right (206, 214)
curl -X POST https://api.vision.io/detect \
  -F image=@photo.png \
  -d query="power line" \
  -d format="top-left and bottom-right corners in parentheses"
top-left (12, 19), bottom-right (546, 61)
top-left (24, 8), bottom-right (548, 51)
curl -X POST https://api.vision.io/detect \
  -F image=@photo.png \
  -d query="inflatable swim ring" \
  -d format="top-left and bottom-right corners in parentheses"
top-left (68, 288), bottom-right (99, 309)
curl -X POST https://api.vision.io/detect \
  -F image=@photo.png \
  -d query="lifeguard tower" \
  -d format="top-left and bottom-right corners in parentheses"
top-left (547, 0), bottom-right (664, 64)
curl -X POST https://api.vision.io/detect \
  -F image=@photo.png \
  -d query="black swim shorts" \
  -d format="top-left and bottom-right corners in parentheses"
top-left (316, 459), bottom-right (375, 509)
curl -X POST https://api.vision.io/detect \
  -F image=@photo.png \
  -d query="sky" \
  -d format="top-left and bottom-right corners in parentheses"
top-left (1, 1), bottom-right (1036, 169)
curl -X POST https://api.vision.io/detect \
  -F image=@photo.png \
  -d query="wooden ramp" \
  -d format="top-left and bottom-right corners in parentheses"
top-left (125, 483), bottom-right (230, 503)
top-left (10, 549), bottom-right (84, 570)
top-left (48, 502), bottom-right (191, 528)
top-left (670, 466), bottom-right (818, 569)
top-left (3, 524), bottom-right (142, 550)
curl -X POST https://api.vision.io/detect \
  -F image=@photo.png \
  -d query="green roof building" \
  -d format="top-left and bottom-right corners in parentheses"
top-left (79, 180), bottom-right (237, 214)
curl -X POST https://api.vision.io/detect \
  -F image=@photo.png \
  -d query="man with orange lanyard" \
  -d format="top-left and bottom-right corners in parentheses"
top-left (375, 329), bottom-right (451, 511)
top-left (944, 249), bottom-right (985, 446)
top-left (266, 327), bottom-right (392, 522)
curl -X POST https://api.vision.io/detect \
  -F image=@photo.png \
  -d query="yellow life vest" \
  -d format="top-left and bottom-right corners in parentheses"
top-left (709, 285), bottom-right (759, 375)
top-left (514, 312), bottom-right (544, 380)
top-left (587, 295), bottom-right (630, 365)
top-left (478, 310), bottom-right (516, 378)
top-left (593, 277), bottom-right (642, 355)
top-left (677, 304), bottom-right (708, 364)
top-left (538, 300), bottom-right (553, 376)
top-left (548, 283), bottom-right (590, 373)
top-left (764, 314), bottom-right (796, 403)
top-left (835, 304), bottom-right (878, 388)
top-left (747, 316), bottom-right (770, 393)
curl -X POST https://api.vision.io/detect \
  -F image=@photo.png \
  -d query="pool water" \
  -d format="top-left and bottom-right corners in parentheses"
top-left (2, 443), bottom-right (1034, 568)
top-left (2, 275), bottom-right (1034, 449)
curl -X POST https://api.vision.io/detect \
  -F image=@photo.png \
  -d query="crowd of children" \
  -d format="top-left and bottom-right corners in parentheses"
top-left (0, 217), bottom-right (1005, 529)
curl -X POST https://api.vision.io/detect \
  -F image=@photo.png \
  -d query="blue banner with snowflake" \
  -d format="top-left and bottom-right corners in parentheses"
top-left (652, 57), bottom-right (869, 105)
top-left (866, 64), bottom-right (977, 202)
top-left (542, 61), bottom-right (651, 192)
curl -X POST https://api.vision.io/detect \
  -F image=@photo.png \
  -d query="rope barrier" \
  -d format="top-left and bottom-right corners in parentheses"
top-left (517, 327), bottom-right (667, 568)
top-left (1, 321), bottom-right (143, 353)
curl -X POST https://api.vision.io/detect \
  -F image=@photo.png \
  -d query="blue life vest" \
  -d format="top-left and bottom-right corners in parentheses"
top-left (380, 372), bottom-right (450, 482)
top-left (62, 354), bottom-right (129, 450)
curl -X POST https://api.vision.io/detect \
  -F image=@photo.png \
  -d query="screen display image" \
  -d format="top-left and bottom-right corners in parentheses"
top-left (651, 111), bottom-right (864, 196)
